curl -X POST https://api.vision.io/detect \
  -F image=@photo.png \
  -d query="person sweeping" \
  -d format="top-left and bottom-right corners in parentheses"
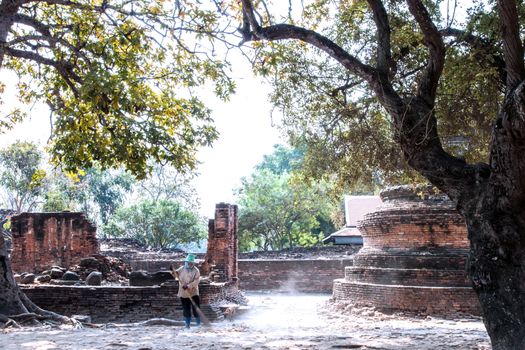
top-left (171, 254), bottom-right (201, 328)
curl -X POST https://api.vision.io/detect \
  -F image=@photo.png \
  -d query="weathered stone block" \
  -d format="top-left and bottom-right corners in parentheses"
top-left (86, 271), bottom-right (103, 286)
top-left (63, 271), bottom-right (80, 281)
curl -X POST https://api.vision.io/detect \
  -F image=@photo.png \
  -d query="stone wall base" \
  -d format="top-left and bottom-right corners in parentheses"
top-left (332, 279), bottom-right (481, 316)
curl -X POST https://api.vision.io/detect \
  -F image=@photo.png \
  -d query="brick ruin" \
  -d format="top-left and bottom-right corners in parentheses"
top-left (11, 196), bottom-right (482, 320)
top-left (203, 203), bottom-right (239, 284)
top-left (10, 212), bottom-right (99, 273)
top-left (16, 204), bottom-right (240, 323)
top-left (333, 185), bottom-right (481, 315)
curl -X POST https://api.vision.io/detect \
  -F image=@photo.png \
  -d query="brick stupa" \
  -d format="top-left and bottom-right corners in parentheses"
top-left (333, 185), bottom-right (481, 315)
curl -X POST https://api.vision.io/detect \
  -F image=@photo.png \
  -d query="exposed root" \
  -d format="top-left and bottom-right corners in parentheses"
top-left (134, 318), bottom-right (184, 327)
top-left (0, 291), bottom-right (83, 329)
top-left (18, 290), bottom-right (82, 328)
top-left (0, 314), bottom-right (21, 329)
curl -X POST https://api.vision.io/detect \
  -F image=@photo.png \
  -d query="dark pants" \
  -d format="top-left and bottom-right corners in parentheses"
top-left (181, 295), bottom-right (200, 318)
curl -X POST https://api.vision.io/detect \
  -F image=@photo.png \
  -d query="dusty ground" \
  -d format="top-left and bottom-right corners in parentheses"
top-left (1, 293), bottom-right (491, 350)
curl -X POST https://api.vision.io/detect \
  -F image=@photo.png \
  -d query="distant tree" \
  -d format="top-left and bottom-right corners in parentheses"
top-left (105, 199), bottom-right (206, 249)
top-left (134, 162), bottom-right (200, 212)
top-left (0, 141), bottom-right (46, 213)
top-left (40, 169), bottom-right (83, 212)
top-left (78, 168), bottom-right (134, 229)
top-left (236, 145), bottom-right (338, 251)
top-left (41, 190), bottom-right (68, 212)
top-left (256, 144), bottom-right (305, 175)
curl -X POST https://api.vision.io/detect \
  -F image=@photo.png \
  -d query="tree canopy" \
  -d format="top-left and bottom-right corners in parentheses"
top-left (0, 0), bottom-right (236, 179)
top-left (241, 0), bottom-right (500, 190)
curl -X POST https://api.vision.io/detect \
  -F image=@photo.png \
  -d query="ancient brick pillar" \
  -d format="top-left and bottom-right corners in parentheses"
top-left (10, 212), bottom-right (99, 273)
top-left (204, 203), bottom-right (238, 284)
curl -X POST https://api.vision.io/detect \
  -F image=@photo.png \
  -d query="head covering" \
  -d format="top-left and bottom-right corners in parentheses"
top-left (185, 254), bottom-right (196, 263)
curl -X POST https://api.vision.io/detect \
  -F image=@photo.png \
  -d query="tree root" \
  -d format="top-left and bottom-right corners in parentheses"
top-left (134, 318), bottom-right (184, 327)
top-left (100, 318), bottom-right (184, 328)
top-left (17, 290), bottom-right (82, 328)
top-left (0, 291), bottom-right (83, 329)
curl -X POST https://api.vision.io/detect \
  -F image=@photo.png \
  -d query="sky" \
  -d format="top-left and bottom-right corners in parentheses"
top-left (193, 70), bottom-right (284, 217)
top-left (0, 60), bottom-right (284, 218)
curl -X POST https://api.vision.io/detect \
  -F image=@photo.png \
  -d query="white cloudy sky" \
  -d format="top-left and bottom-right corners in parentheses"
top-left (0, 59), bottom-right (283, 218)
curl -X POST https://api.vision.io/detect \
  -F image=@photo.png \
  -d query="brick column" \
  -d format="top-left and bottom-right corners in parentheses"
top-left (204, 203), bottom-right (238, 284)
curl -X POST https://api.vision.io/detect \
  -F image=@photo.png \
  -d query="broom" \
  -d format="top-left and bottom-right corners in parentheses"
top-left (189, 295), bottom-right (211, 326)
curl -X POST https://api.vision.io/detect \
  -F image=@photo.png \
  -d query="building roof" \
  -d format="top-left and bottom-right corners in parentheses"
top-left (344, 195), bottom-right (382, 227)
top-left (330, 227), bottom-right (361, 237)
top-left (322, 227), bottom-right (362, 243)
top-left (324, 195), bottom-right (382, 244)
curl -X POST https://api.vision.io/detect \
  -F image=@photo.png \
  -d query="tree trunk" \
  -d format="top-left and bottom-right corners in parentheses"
top-left (460, 82), bottom-right (525, 350)
top-left (0, 236), bottom-right (29, 315)
top-left (378, 89), bottom-right (525, 348)
top-left (463, 201), bottom-right (525, 350)
top-left (1, 237), bottom-right (75, 326)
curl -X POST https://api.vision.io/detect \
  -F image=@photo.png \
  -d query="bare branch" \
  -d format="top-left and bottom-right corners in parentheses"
top-left (496, 0), bottom-right (525, 89)
top-left (241, 0), bottom-right (261, 34)
top-left (367, 0), bottom-right (393, 77)
top-left (406, 0), bottom-right (445, 106)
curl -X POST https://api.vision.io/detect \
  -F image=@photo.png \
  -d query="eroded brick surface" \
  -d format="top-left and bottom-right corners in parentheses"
top-left (238, 259), bottom-right (353, 293)
top-left (10, 212), bottom-right (99, 273)
top-left (204, 203), bottom-right (238, 283)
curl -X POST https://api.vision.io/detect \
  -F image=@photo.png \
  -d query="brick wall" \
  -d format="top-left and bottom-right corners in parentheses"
top-left (124, 258), bottom-right (352, 294)
top-left (238, 259), bottom-right (353, 293)
top-left (359, 206), bottom-right (469, 250)
top-left (21, 283), bottom-right (225, 323)
top-left (11, 212), bottom-right (99, 273)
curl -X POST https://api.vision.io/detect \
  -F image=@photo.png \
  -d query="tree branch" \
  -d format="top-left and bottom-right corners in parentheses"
top-left (367, 0), bottom-right (393, 77)
top-left (4, 47), bottom-right (81, 96)
top-left (406, 0), bottom-right (445, 106)
top-left (240, 0), bottom-right (377, 83)
top-left (496, 0), bottom-right (525, 89)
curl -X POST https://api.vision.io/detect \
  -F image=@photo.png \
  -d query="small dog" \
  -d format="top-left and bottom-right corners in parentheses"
top-left (222, 306), bottom-right (236, 321)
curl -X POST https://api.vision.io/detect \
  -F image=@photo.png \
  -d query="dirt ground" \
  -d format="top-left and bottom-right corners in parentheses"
top-left (1, 293), bottom-right (491, 350)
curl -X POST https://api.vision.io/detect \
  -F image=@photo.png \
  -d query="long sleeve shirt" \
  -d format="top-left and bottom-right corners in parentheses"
top-left (172, 265), bottom-right (200, 298)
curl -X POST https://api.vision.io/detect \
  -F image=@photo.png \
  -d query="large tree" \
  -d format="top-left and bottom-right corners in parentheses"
top-left (0, 0), bottom-right (231, 326)
top-left (238, 0), bottom-right (525, 348)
